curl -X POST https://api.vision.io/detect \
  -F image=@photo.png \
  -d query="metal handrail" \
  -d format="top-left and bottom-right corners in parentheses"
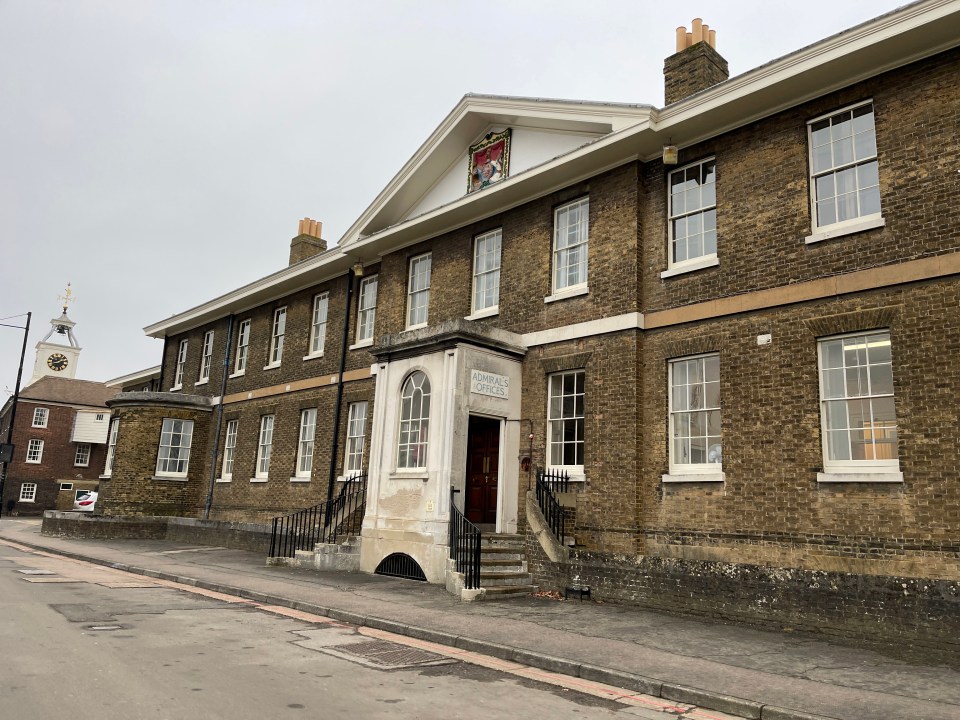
top-left (269, 473), bottom-right (367, 559)
top-left (448, 489), bottom-right (482, 590)
top-left (535, 468), bottom-right (568, 544)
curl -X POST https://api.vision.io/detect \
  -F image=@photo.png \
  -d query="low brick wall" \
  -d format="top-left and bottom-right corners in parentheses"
top-left (42, 512), bottom-right (272, 554)
top-left (527, 538), bottom-right (960, 667)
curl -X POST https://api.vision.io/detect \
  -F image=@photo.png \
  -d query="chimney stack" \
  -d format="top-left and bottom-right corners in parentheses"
top-left (663, 18), bottom-right (729, 105)
top-left (289, 217), bottom-right (327, 265)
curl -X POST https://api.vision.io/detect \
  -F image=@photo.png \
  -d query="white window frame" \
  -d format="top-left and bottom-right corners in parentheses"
top-left (806, 100), bottom-right (883, 243)
top-left (550, 197), bottom-right (589, 297)
top-left (234, 319), bottom-right (251, 375)
top-left (295, 408), bottom-right (317, 479)
top-left (255, 414), bottom-right (274, 480)
top-left (817, 330), bottom-right (901, 482)
top-left (32, 407), bottom-right (49, 428)
top-left (665, 158), bottom-right (717, 275)
top-left (198, 330), bottom-right (214, 382)
top-left (471, 229), bottom-right (502, 317)
top-left (220, 419), bottom-right (238, 481)
top-left (308, 293), bottom-right (329, 357)
top-left (345, 401), bottom-right (367, 476)
top-left (546, 370), bottom-right (585, 479)
top-left (397, 371), bottom-right (430, 470)
top-left (26, 439), bottom-right (44, 464)
top-left (267, 307), bottom-right (286, 367)
top-left (155, 418), bottom-right (194, 478)
top-left (172, 339), bottom-right (188, 389)
top-left (74, 443), bottom-right (91, 467)
top-left (103, 417), bottom-right (119, 476)
top-left (406, 253), bottom-right (432, 329)
top-left (664, 354), bottom-right (724, 482)
top-left (60, 482), bottom-right (74, 491)
top-left (19, 483), bottom-right (37, 502)
top-left (355, 275), bottom-right (378, 345)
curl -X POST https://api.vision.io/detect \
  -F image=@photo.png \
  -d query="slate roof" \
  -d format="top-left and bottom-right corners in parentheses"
top-left (18, 376), bottom-right (118, 407)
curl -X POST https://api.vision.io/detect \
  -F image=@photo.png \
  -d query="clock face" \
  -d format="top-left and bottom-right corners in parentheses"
top-left (47, 353), bottom-right (69, 371)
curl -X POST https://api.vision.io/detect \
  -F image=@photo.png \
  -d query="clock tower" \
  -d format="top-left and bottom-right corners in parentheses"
top-left (28, 284), bottom-right (83, 384)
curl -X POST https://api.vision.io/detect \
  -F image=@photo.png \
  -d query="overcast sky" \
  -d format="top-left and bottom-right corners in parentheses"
top-left (0, 0), bottom-right (908, 399)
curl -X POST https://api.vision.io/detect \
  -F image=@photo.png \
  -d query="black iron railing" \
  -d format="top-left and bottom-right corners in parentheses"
top-left (535, 468), bottom-right (569, 544)
top-left (269, 473), bottom-right (367, 559)
top-left (449, 489), bottom-right (482, 590)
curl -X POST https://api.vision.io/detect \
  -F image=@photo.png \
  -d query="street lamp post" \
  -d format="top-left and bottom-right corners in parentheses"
top-left (0, 312), bottom-right (32, 519)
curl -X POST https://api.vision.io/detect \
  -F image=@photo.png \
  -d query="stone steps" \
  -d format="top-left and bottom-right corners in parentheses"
top-left (477, 533), bottom-right (536, 600)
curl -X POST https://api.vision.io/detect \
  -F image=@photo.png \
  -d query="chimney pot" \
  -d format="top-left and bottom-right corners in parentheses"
top-left (663, 18), bottom-right (729, 104)
top-left (289, 217), bottom-right (326, 265)
top-left (692, 18), bottom-right (703, 44)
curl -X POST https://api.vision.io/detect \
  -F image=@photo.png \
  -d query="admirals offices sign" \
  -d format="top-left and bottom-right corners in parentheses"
top-left (470, 369), bottom-right (509, 399)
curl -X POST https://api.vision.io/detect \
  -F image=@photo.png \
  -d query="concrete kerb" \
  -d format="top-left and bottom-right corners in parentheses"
top-left (4, 536), bottom-right (841, 720)
top-left (662, 683), bottom-right (763, 719)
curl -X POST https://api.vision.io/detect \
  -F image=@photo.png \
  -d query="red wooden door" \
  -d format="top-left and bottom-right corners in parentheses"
top-left (465, 416), bottom-right (500, 525)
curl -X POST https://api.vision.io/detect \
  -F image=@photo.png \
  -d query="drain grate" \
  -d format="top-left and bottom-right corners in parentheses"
top-left (330, 640), bottom-right (452, 669)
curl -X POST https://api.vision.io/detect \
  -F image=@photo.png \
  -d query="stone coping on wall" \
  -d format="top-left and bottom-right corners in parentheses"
top-left (41, 512), bottom-right (271, 553)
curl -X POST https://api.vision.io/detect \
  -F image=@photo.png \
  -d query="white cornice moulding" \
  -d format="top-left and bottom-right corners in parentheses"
top-left (521, 313), bottom-right (644, 347)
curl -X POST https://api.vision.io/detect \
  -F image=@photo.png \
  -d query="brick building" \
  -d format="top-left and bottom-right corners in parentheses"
top-left (1, 301), bottom-right (117, 514)
top-left (101, 2), bottom-right (959, 650)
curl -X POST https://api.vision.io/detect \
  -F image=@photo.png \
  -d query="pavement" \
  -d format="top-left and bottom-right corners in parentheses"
top-left (1, 518), bottom-right (957, 720)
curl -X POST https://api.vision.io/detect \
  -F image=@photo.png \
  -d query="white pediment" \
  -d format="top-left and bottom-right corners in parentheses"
top-left (339, 94), bottom-right (652, 249)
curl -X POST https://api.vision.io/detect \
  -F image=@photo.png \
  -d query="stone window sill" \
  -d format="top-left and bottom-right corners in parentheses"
top-left (152, 475), bottom-right (188, 482)
top-left (250, 477), bottom-right (269, 483)
top-left (228, 370), bottom-right (245, 379)
top-left (350, 339), bottom-right (374, 351)
top-left (289, 477), bottom-right (311, 483)
top-left (303, 352), bottom-right (324, 361)
top-left (544, 285), bottom-right (589, 304)
top-left (660, 256), bottom-right (719, 279)
top-left (262, 363), bottom-right (281, 371)
top-left (817, 471), bottom-right (903, 483)
top-left (805, 215), bottom-right (885, 244)
top-left (389, 471), bottom-right (429, 482)
top-left (662, 471), bottom-right (725, 483)
top-left (194, 379), bottom-right (209, 387)
top-left (466, 306), bottom-right (499, 321)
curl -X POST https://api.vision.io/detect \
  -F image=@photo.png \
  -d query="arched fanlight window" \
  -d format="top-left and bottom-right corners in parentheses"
top-left (397, 371), bottom-right (431, 469)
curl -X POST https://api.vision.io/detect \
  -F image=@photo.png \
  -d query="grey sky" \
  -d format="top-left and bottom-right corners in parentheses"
top-left (0, 0), bottom-right (907, 398)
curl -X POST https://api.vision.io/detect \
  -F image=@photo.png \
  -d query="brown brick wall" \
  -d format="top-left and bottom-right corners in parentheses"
top-left (1, 400), bottom-right (108, 516)
top-left (517, 331), bottom-right (641, 553)
top-left (663, 41), bottom-right (729, 105)
top-left (374, 163), bottom-right (640, 339)
top-left (161, 269), bottom-right (379, 400)
top-left (99, 401), bottom-right (211, 517)
top-left (206, 378), bottom-right (375, 523)
top-left (642, 47), bottom-right (960, 313)
top-left (640, 281), bottom-right (960, 579)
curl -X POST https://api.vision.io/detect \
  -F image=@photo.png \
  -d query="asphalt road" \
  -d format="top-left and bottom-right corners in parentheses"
top-left (0, 541), bottom-right (746, 720)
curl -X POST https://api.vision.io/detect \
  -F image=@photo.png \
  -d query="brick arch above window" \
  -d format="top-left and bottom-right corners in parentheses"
top-left (663, 336), bottom-right (721, 360)
top-left (804, 306), bottom-right (900, 338)
top-left (540, 351), bottom-right (592, 375)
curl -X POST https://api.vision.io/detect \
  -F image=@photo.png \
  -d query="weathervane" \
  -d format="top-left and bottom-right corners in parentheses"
top-left (57, 282), bottom-right (76, 314)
